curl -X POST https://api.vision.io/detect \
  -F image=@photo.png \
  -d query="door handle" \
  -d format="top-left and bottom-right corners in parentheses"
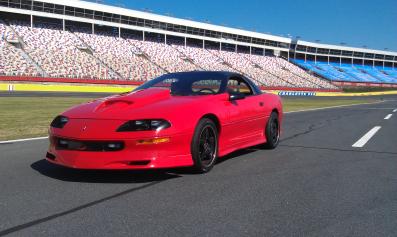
top-left (259, 102), bottom-right (264, 107)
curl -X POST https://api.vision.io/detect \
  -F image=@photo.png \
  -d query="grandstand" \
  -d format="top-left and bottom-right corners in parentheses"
top-left (0, 0), bottom-right (396, 90)
top-left (292, 60), bottom-right (397, 84)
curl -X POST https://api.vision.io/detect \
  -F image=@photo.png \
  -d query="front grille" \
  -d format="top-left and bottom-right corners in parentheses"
top-left (55, 138), bottom-right (124, 152)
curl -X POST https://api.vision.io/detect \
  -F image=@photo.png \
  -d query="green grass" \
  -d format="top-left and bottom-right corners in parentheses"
top-left (0, 97), bottom-right (96, 141)
top-left (282, 98), bottom-right (376, 112)
top-left (0, 96), bottom-right (377, 141)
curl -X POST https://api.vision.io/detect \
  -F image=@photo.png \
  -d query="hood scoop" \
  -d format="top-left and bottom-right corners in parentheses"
top-left (95, 88), bottom-right (171, 112)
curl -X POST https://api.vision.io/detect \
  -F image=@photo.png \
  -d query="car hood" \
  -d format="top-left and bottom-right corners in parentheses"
top-left (63, 88), bottom-right (218, 120)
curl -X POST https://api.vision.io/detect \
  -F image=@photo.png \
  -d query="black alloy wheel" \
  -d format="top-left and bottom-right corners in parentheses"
top-left (263, 111), bottom-right (280, 149)
top-left (191, 118), bottom-right (218, 173)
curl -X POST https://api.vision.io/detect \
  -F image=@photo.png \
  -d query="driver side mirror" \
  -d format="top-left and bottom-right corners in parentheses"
top-left (229, 93), bottom-right (246, 101)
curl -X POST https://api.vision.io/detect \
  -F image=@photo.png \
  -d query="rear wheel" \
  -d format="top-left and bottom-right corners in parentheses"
top-left (263, 111), bottom-right (280, 149)
top-left (191, 118), bottom-right (218, 173)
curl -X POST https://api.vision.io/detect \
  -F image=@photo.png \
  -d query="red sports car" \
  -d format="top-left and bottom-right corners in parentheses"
top-left (46, 71), bottom-right (282, 173)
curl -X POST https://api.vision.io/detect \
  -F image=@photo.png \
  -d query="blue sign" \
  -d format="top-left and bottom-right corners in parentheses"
top-left (278, 91), bottom-right (316, 96)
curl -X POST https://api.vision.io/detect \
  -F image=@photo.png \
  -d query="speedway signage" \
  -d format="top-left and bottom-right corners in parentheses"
top-left (278, 91), bottom-right (317, 96)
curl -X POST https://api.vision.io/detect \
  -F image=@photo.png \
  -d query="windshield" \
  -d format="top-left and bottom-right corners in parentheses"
top-left (133, 72), bottom-right (227, 96)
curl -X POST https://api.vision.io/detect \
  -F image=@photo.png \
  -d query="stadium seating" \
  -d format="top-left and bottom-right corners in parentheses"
top-left (381, 67), bottom-right (397, 79)
top-left (209, 49), bottom-right (293, 87)
top-left (173, 45), bottom-right (236, 72)
top-left (355, 65), bottom-right (397, 83)
top-left (248, 55), bottom-right (336, 88)
top-left (293, 59), bottom-right (397, 83)
top-left (10, 21), bottom-right (117, 79)
top-left (130, 39), bottom-right (200, 73)
top-left (74, 30), bottom-right (165, 81)
top-left (0, 20), bottom-right (39, 76)
top-left (2, 18), bottom-right (396, 89)
top-left (208, 50), bottom-right (336, 88)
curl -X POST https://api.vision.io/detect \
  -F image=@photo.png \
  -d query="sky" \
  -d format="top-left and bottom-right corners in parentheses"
top-left (104, 0), bottom-right (397, 52)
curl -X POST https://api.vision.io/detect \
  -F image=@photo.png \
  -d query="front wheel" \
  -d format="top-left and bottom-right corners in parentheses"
top-left (191, 118), bottom-right (218, 173)
top-left (263, 112), bottom-right (280, 149)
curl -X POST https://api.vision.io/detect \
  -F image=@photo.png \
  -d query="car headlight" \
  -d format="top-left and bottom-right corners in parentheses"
top-left (116, 119), bottom-right (171, 132)
top-left (50, 115), bottom-right (69, 128)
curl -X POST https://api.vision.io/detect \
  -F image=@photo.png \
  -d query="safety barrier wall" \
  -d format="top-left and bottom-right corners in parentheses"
top-left (0, 76), bottom-right (342, 92)
top-left (2, 82), bottom-right (397, 96)
top-left (0, 76), bottom-right (141, 86)
top-left (332, 81), bottom-right (397, 88)
top-left (0, 82), bottom-right (134, 93)
top-left (3, 76), bottom-right (397, 92)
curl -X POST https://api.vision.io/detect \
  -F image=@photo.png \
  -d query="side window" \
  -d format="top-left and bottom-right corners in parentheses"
top-left (227, 77), bottom-right (254, 96)
top-left (191, 79), bottom-right (222, 94)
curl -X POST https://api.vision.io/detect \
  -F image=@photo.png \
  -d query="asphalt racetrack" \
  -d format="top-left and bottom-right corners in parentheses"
top-left (0, 95), bottom-right (397, 236)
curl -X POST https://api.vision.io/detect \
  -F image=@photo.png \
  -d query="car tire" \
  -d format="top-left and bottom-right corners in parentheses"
top-left (191, 118), bottom-right (218, 173)
top-left (263, 111), bottom-right (280, 149)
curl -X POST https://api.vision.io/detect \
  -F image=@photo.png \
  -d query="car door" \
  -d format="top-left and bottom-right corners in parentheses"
top-left (223, 76), bottom-right (267, 147)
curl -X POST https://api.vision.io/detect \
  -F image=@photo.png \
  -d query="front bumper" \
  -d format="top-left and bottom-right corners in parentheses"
top-left (46, 133), bottom-right (194, 170)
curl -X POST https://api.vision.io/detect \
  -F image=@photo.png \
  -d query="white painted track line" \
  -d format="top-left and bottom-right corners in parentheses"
top-left (384, 114), bottom-right (393, 120)
top-left (0, 136), bottom-right (48, 144)
top-left (352, 126), bottom-right (381, 148)
top-left (393, 109), bottom-right (397, 113)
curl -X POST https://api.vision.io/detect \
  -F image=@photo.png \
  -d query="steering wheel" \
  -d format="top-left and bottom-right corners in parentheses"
top-left (198, 88), bottom-right (216, 94)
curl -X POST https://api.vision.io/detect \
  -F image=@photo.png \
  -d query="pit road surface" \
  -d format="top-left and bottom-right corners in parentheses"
top-left (0, 97), bottom-right (396, 237)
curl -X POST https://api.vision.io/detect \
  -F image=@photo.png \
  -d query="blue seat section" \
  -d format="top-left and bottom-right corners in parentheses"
top-left (316, 63), bottom-right (359, 82)
top-left (292, 59), bottom-right (397, 84)
top-left (292, 60), bottom-right (358, 82)
top-left (291, 60), bottom-right (335, 80)
top-left (336, 63), bottom-right (379, 83)
top-left (356, 65), bottom-right (397, 83)
top-left (380, 67), bottom-right (397, 82)
top-left (294, 60), bottom-right (343, 81)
